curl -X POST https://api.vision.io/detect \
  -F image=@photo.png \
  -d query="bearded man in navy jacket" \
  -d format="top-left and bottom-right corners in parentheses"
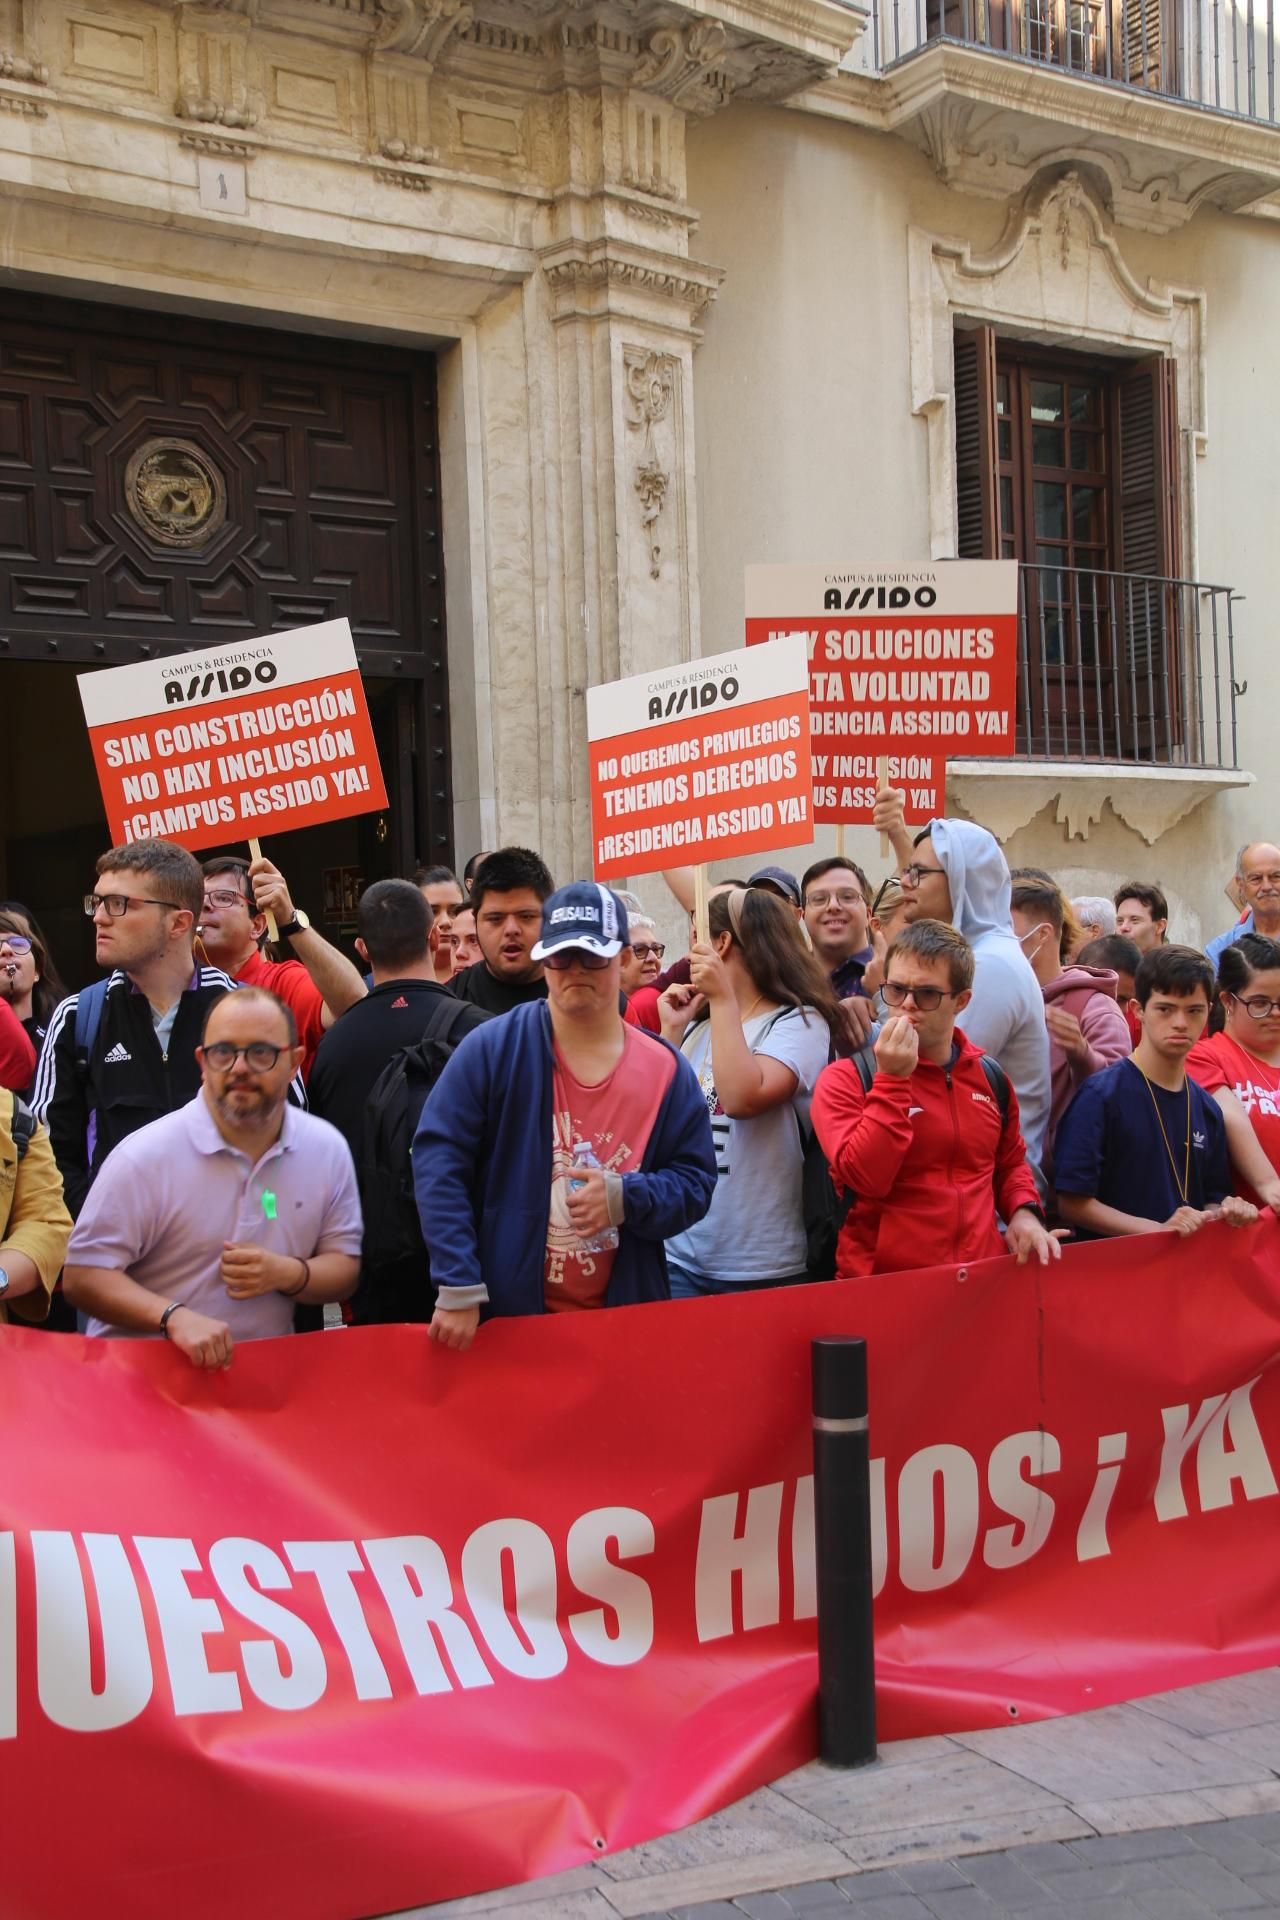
top-left (413, 882), bottom-right (716, 1351)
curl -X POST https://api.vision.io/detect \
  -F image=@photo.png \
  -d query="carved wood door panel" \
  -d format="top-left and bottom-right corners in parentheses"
top-left (0, 294), bottom-right (443, 664)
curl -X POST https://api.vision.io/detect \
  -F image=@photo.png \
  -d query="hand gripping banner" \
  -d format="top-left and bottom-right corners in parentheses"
top-left (2, 1222), bottom-right (1278, 1920)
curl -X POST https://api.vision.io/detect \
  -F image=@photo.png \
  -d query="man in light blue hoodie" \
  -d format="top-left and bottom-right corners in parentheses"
top-left (875, 797), bottom-right (1052, 1178)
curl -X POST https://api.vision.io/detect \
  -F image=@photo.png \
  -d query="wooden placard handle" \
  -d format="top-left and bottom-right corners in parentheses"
top-left (694, 864), bottom-right (709, 946)
top-left (876, 756), bottom-right (890, 860)
top-left (247, 837), bottom-right (279, 944)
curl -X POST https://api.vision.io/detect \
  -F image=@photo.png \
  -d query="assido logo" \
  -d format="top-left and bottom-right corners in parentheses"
top-left (647, 676), bottom-right (740, 722)
top-left (824, 585), bottom-right (938, 610)
top-left (163, 661), bottom-right (279, 705)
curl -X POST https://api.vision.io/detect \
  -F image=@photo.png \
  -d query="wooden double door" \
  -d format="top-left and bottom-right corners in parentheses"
top-left (0, 294), bottom-right (451, 978)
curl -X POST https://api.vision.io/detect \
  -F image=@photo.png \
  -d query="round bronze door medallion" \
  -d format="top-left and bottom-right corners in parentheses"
top-left (124, 437), bottom-right (227, 548)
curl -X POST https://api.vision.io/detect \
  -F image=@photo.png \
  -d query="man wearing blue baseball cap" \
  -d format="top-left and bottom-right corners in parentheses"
top-left (412, 881), bottom-right (717, 1350)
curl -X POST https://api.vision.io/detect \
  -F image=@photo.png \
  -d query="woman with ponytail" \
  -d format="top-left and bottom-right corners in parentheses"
top-left (1188, 932), bottom-right (1280, 1207)
top-left (658, 886), bottom-right (845, 1296)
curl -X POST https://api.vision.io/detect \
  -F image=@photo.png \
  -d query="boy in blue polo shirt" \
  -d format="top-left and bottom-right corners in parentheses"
top-left (1055, 945), bottom-right (1258, 1240)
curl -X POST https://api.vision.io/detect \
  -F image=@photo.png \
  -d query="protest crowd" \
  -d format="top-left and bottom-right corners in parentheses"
top-left (3, 810), bottom-right (1280, 1363)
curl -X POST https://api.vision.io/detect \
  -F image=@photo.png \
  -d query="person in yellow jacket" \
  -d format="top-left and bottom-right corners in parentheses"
top-left (1, 1089), bottom-right (72, 1325)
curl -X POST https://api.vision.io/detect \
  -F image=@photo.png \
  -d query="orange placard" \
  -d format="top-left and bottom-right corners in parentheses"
top-left (746, 562), bottom-right (1019, 825)
top-left (77, 620), bottom-right (388, 852)
top-left (586, 638), bottom-right (811, 882)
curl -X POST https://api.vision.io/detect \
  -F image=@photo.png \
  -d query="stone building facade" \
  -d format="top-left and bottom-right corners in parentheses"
top-left (0, 0), bottom-right (1276, 964)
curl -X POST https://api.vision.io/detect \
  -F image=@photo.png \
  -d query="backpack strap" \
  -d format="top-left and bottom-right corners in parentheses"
top-left (421, 994), bottom-right (481, 1049)
top-left (979, 1052), bottom-right (1011, 1122)
top-left (73, 978), bottom-right (110, 1071)
top-left (8, 1092), bottom-right (36, 1161)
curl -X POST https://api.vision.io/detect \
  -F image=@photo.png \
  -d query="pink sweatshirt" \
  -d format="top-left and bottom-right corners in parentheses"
top-left (1042, 964), bottom-right (1133, 1167)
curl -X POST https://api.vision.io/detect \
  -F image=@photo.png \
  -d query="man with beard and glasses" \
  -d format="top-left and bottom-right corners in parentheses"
top-left (63, 988), bottom-right (361, 1368)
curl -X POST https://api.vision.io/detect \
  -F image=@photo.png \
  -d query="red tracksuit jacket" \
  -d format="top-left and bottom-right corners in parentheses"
top-left (810, 1028), bottom-right (1041, 1278)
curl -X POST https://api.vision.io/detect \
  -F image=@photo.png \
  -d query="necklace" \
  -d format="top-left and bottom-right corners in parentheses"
top-left (1131, 1059), bottom-right (1191, 1205)
top-left (697, 992), bottom-right (770, 1112)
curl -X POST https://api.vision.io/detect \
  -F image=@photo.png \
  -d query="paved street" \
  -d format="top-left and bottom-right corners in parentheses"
top-left (408, 1670), bottom-right (1280, 1920)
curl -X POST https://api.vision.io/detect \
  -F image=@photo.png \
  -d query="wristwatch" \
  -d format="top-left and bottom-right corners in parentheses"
top-left (277, 909), bottom-right (311, 939)
top-left (0, 1267), bottom-right (10, 1300)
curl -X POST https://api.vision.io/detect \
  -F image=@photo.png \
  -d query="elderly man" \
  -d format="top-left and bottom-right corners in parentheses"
top-left (1206, 842), bottom-right (1280, 970)
top-left (63, 987), bottom-right (361, 1368)
top-left (414, 881), bottom-right (716, 1350)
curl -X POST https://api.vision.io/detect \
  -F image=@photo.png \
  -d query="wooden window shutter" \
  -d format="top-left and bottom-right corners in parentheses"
top-left (953, 325), bottom-right (998, 559)
top-left (1113, 352), bottom-right (1182, 749)
top-left (1113, 353), bottom-right (1181, 579)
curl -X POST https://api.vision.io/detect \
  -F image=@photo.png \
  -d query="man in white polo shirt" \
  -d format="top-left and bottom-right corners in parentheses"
top-left (64, 987), bottom-right (361, 1368)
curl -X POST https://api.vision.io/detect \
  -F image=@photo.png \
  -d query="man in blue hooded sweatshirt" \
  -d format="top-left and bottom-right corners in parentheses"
top-left (875, 793), bottom-right (1052, 1177)
top-left (412, 881), bottom-right (717, 1351)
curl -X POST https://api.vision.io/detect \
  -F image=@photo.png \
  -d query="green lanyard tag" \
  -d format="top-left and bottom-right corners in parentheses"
top-left (261, 1190), bottom-right (278, 1222)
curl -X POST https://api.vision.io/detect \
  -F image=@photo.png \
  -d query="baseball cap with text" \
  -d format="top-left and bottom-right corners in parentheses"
top-left (530, 881), bottom-right (631, 961)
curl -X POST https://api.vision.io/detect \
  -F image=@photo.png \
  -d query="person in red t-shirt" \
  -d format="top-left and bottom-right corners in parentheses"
top-left (1187, 932), bottom-right (1280, 1209)
top-left (195, 855), bottom-right (367, 1078)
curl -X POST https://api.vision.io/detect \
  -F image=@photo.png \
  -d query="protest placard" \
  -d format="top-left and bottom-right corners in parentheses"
top-left (746, 562), bottom-right (1018, 825)
top-left (587, 637), bottom-right (811, 886)
top-left (77, 620), bottom-right (388, 854)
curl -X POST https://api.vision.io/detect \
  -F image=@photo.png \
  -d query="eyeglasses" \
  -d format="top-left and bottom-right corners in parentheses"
top-left (200, 1041), bottom-right (288, 1071)
top-left (542, 948), bottom-right (612, 971)
top-left (85, 893), bottom-right (182, 918)
top-left (631, 942), bottom-right (666, 959)
top-left (0, 933), bottom-right (32, 954)
top-left (806, 889), bottom-right (864, 910)
top-left (881, 980), bottom-right (958, 1012)
top-left (202, 888), bottom-right (249, 911)
top-left (901, 864), bottom-right (947, 888)
top-left (1231, 993), bottom-right (1280, 1020)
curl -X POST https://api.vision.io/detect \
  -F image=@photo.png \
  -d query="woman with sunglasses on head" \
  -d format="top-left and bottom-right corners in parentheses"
top-left (0, 908), bottom-right (67, 1100)
top-left (658, 887), bottom-right (846, 1297)
top-left (1187, 934), bottom-right (1280, 1209)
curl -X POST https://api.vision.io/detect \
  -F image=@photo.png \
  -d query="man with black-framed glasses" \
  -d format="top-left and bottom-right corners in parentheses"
top-left (33, 838), bottom-right (241, 1217)
top-left (811, 918), bottom-right (1058, 1279)
top-left (64, 987), bottom-right (360, 1366)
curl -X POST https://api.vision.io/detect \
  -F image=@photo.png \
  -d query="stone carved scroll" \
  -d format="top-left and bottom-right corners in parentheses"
top-left (624, 348), bottom-right (675, 580)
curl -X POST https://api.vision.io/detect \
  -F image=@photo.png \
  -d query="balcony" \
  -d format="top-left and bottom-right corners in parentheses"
top-left (828, 0), bottom-right (1280, 228)
top-left (1010, 562), bottom-right (1241, 765)
top-left (948, 562), bottom-right (1253, 846)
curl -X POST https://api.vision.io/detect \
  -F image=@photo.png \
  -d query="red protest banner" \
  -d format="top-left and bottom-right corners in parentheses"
top-left (77, 619), bottom-right (388, 852)
top-left (2, 1222), bottom-right (1279, 1920)
top-left (587, 637), bottom-right (811, 881)
top-left (745, 562), bottom-right (1019, 825)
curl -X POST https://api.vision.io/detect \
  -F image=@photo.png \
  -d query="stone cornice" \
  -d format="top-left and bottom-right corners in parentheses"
top-left (790, 45), bottom-right (1280, 227)
top-left (539, 233), bottom-right (724, 328)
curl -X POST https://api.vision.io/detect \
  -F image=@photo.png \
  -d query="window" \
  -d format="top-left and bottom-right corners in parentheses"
top-left (929, 0), bottom-right (1175, 92)
top-left (955, 325), bottom-right (1182, 757)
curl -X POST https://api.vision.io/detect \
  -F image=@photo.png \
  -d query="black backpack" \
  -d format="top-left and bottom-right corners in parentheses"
top-left (801, 1047), bottom-right (1010, 1280)
top-left (353, 998), bottom-right (480, 1325)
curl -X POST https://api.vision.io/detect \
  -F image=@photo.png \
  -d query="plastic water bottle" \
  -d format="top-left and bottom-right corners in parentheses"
top-left (569, 1140), bottom-right (619, 1254)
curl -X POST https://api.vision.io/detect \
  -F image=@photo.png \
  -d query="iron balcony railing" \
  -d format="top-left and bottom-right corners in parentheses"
top-left (871, 0), bottom-right (1279, 123)
top-left (978, 563), bottom-right (1242, 767)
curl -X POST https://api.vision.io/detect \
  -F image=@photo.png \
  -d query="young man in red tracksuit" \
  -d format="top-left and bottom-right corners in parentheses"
top-left (811, 918), bottom-right (1062, 1279)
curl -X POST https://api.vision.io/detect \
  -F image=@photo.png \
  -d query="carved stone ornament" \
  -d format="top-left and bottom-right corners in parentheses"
top-left (0, 51), bottom-right (49, 85)
top-left (124, 439), bottom-right (227, 549)
top-left (624, 349), bottom-right (674, 579)
top-left (372, 0), bottom-right (475, 60)
top-left (632, 20), bottom-right (731, 111)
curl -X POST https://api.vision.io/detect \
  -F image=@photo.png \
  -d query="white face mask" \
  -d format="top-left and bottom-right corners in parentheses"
top-left (1017, 921), bottom-right (1053, 960)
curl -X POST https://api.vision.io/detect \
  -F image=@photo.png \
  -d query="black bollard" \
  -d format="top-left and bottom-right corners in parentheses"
top-left (812, 1335), bottom-right (877, 1767)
